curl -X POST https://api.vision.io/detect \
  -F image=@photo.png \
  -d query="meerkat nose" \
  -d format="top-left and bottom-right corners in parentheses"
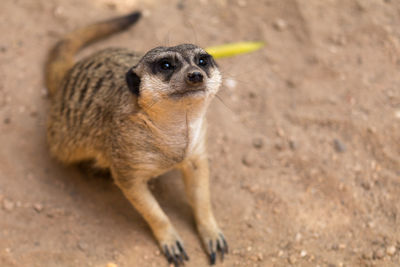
top-left (186, 71), bottom-right (204, 84)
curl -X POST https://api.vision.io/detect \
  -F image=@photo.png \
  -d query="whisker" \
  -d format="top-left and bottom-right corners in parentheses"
top-left (217, 56), bottom-right (268, 81)
top-left (187, 21), bottom-right (198, 45)
top-left (221, 76), bottom-right (252, 87)
top-left (161, 28), bottom-right (172, 47)
top-left (142, 97), bottom-right (163, 110)
top-left (215, 94), bottom-right (236, 115)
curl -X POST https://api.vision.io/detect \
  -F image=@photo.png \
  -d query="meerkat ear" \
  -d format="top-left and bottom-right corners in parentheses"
top-left (125, 68), bottom-right (141, 96)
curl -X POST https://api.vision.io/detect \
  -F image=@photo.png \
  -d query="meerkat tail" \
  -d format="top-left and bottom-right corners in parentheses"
top-left (45, 11), bottom-right (142, 96)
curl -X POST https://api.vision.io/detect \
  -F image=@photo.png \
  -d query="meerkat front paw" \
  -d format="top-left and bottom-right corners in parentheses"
top-left (198, 224), bottom-right (228, 265)
top-left (155, 226), bottom-right (189, 266)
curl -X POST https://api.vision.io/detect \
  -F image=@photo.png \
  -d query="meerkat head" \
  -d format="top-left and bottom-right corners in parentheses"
top-left (126, 44), bottom-right (221, 109)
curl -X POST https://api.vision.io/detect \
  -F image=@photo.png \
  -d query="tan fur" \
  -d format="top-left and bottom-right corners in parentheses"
top-left (45, 12), bottom-right (141, 96)
top-left (45, 11), bottom-right (227, 265)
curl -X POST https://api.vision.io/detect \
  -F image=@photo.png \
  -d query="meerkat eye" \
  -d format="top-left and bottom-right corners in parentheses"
top-left (198, 54), bottom-right (211, 67)
top-left (159, 59), bottom-right (174, 70)
top-left (198, 56), bottom-right (208, 66)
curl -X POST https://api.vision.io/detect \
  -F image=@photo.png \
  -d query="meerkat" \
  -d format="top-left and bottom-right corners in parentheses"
top-left (45, 11), bottom-right (228, 266)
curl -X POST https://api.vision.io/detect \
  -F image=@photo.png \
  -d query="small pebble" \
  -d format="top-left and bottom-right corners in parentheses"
top-left (248, 91), bottom-right (257, 98)
top-left (3, 198), bottom-right (14, 211)
top-left (374, 248), bottom-right (385, 259)
top-left (224, 78), bottom-right (237, 89)
top-left (288, 255), bottom-right (296, 264)
top-left (30, 110), bottom-right (38, 117)
top-left (286, 79), bottom-right (296, 88)
top-left (54, 6), bottom-right (66, 18)
top-left (395, 110), bottom-right (400, 119)
top-left (273, 18), bottom-right (288, 31)
top-left (106, 263), bottom-right (117, 267)
top-left (252, 138), bottom-right (263, 149)
top-left (295, 233), bottom-right (302, 242)
top-left (105, 2), bottom-right (117, 10)
top-left (331, 35), bottom-right (347, 46)
top-left (242, 153), bottom-right (256, 167)
top-left (176, 0), bottom-right (185, 9)
top-left (367, 126), bottom-right (376, 133)
top-left (300, 250), bottom-right (307, 257)
top-left (33, 203), bottom-right (43, 213)
top-left (257, 252), bottom-right (263, 261)
top-left (333, 139), bottom-right (346, 153)
top-left (367, 221), bottom-right (375, 228)
top-left (361, 181), bottom-right (371, 190)
top-left (78, 241), bottom-right (88, 251)
top-left (274, 142), bottom-right (284, 151)
top-left (46, 208), bottom-right (64, 218)
top-left (331, 244), bottom-right (339, 251)
top-left (276, 127), bottom-right (285, 137)
top-left (386, 245), bottom-right (396, 256)
top-left (289, 139), bottom-right (297, 150)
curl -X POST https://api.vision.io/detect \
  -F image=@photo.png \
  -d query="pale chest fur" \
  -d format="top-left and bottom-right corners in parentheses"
top-left (186, 116), bottom-right (206, 157)
top-left (153, 112), bottom-right (206, 162)
top-left (129, 107), bottom-right (207, 174)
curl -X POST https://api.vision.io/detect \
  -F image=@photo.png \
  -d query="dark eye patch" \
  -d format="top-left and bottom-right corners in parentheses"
top-left (149, 56), bottom-right (182, 82)
top-left (160, 59), bottom-right (173, 70)
top-left (198, 55), bottom-right (209, 66)
top-left (195, 54), bottom-right (216, 77)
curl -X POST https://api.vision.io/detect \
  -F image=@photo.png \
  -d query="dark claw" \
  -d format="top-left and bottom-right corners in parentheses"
top-left (172, 246), bottom-right (183, 264)
top-left (171, 247), bottom-right (180, 267)
top-left (220, 233), bottom-right (229, 253)
top-left (209, 240), bottom-right (216, 265)
top-left (217, 239), bottom-right (224, 261)
top-left (163, 242), bottom-right (190, 267)
top-left (177, 241), bottom-right (189, 261)
top-left (177, 252), bottom-right (184, 264)
top-left (210, 252), bottom-right (216, 265)
top-left (164, 245), bottom-right (173, 264)
top-left (171, 256), bottom-right (178, 267)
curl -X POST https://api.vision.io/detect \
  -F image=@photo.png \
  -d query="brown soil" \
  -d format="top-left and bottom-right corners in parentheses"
top-left (1, 0), bottom-right (400, 266)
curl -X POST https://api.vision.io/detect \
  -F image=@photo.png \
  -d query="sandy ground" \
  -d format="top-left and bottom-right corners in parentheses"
top-left (1, 0), bottom-right (400, 266)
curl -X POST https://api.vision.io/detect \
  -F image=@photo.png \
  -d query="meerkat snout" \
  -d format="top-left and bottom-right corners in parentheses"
top-left (186, 70), bottom-right (204, 84)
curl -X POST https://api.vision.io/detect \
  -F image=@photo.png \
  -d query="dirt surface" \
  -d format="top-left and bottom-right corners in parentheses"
top-left (1, 0), bottom-right (400, 266)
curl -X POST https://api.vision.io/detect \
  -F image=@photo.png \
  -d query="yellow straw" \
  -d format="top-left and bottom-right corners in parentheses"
top-left (206, 41), bottom-right (265, 59)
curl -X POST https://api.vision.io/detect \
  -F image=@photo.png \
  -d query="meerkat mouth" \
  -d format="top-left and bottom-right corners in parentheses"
top-left (170, 88), bottom-right (206, 98)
